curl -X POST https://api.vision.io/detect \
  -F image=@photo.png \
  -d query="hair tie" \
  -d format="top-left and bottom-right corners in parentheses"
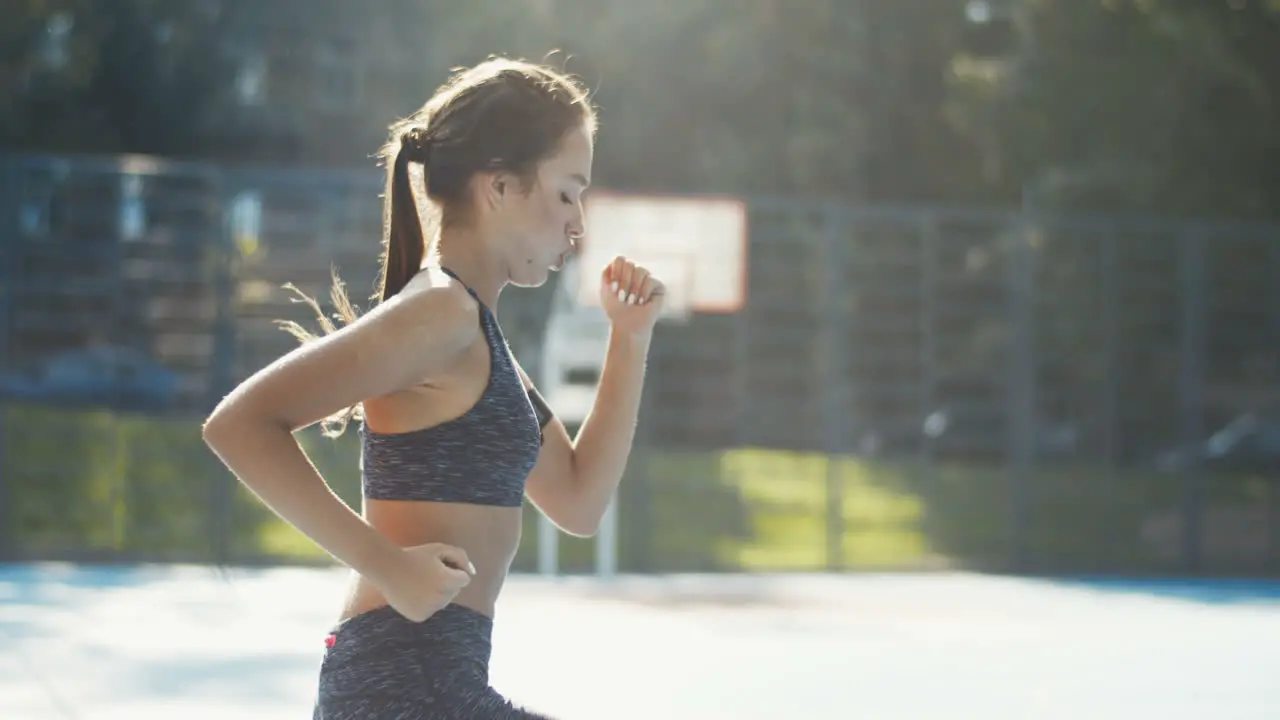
top-left (400, 128), bottom-right (432, 164)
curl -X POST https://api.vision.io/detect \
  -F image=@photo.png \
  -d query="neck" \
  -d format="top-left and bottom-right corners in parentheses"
top-left (425, 227), bottom-right (506, 309)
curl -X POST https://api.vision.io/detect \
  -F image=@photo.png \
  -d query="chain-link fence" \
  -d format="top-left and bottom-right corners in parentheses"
top-left (1, 153), bottom-right (1277, 575)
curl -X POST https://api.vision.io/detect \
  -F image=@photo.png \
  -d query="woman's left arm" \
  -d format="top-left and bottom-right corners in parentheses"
top-left (523, 257), bottom-right (663, 537)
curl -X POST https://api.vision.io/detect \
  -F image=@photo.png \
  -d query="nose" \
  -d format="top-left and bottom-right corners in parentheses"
top-left (567, 197), bottom-right (585, 236)
top-left (566, 217), bottom-right (585, 243)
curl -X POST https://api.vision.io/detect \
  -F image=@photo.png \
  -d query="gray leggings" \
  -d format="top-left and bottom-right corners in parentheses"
top-left (312, 603), bottom-right (554, 719)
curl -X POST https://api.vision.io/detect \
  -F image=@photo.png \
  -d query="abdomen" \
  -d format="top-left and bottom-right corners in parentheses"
top-left (342, 500), bottom-right (524, 620)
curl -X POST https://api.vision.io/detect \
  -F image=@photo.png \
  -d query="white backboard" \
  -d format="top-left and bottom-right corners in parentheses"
top-left (574, 193), bottom-right (747, 319)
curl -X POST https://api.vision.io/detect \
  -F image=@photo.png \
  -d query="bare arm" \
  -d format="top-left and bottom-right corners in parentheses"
top-left (201, 278), bottom-right (479, 583)
top-left (524, 327), bottom-right (652, 537)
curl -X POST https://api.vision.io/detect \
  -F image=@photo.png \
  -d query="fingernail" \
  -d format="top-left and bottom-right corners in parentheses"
top-left (611, 282), bottom-right (619, 293)
top-left (467, 562), bottom-right (477, 575)
top-left (617, 288), bottom-right (627, 302)
top-left (627, 292), bottom-right (637, 305)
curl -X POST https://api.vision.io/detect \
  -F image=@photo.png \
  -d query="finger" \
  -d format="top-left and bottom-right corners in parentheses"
top-left (645, 279), bottom-right (667, 305)
top-left (635, 273), bottom-right (656, 304)
top-left (444, 567), bottom-right (472, 588)
top-left (606, 256), bottom-right (626, 291)
top-left (627, 266), bottom-right (650, 304)
top-left (435, 545), bottom-right (475, 575)
top-left (615, 261), bottom-right (635, 303)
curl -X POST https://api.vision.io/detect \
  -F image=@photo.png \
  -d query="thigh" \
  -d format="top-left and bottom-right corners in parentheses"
top-left (463, 685), bottom-right (557, 720)
top-left (312, 605), bottom-right (551, 719)
top-left (313, 693), bottom-right (423, 720)
top-left (314, 688), bottom-right (554, 720)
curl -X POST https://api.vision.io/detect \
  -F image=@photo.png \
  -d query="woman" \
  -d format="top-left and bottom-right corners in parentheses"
top-left (202, 56), bottom-right (663, 718)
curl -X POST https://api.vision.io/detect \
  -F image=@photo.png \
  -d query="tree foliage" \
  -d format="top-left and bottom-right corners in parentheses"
top-left (1, 0), bottom-right (236, 158)
top-left (953, 0), bottom-right (1280, 218)
top-left (3, 0), bottom-right (1276, 215)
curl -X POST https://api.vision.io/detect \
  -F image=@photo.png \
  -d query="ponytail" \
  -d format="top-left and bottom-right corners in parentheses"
top-left (273, 56), bottom-right (595, 439)
top-left (380, 130), bottom-right (431, 302)
top-left (274, 129), bottom-right (434, 437)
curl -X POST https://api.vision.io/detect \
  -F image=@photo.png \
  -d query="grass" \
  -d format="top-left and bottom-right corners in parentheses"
top-left (5, 404), bottom-right (1274, 575)
top-left (720, 449), bottom-right (932, 569)
top-left (247, 443), bottom-right (1272, 575)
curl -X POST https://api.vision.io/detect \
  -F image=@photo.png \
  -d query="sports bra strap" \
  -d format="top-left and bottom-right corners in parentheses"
top-left (438, 266), bottom-right (484, 307)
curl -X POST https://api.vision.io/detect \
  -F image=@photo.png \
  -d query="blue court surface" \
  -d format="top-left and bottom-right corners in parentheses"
top-left (2, 564), bottom-right (1278, 719)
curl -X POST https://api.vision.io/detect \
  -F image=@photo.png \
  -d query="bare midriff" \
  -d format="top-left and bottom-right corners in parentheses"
top-left (337, 321), bottom-right (529, 623)
top-left (340, 499), bottom-right (523, 622)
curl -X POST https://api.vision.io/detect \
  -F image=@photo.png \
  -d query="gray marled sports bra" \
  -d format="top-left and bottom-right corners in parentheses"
top-left (360, 267), bottom-right (554, 508)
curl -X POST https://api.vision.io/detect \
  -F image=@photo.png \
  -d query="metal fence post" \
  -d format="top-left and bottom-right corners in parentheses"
top-left (821, 205), bottom-right (849, 570)
top-left (1272, 239), bottom-right (1280, 572)
top-left (209, 177), bottom-right (236, 566)
top-left (918, 218), bottom-right (939, 540)
top-left (1007, 218), bottom-right (1037, 572)
top-left (730, 272), bottom-right (752, 570)
top-left (1099, 233), bottom-right (1119, 571)
top-left (1178, 230), bottom-right (1205, 574)
top-left (0, 159), bottom-right (15, 559)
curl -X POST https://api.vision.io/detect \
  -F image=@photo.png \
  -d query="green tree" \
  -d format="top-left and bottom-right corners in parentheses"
top-left (947, 0), bottom-right (1280, 457)
top-left (423, 1), bottom-right (979, 200)
top-left (1, 0), bottom-right (234, 158)
top-left (955, 0), bottom-right (1280, 217)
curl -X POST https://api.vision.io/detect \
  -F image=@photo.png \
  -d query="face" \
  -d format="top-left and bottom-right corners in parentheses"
top-left (487, 121), bottom-right (594, 287)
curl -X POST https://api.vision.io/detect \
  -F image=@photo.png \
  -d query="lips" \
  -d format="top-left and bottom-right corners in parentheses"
top-left (552, 236), bottom-right (579, 271)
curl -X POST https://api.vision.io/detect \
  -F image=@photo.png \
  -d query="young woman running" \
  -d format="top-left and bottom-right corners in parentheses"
top-left (202, 57), bottom-right (664, 718)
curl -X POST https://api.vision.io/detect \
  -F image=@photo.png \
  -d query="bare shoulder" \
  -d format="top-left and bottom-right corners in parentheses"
top-left (366, 269), bottom-right (480, 349)
top-left (207, 269), bottom-right (480, 432)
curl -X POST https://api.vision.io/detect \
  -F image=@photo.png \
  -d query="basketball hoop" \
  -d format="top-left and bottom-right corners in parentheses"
top-left (636, 254), bottom-right (694, 324)
top-left (573, 193), bottom-right (747, 325)
top-left (537, 192), bottom-right (747, 580)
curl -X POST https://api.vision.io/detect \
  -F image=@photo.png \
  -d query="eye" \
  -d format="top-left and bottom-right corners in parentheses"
top-left (560, 192), bottom-right (574, 205)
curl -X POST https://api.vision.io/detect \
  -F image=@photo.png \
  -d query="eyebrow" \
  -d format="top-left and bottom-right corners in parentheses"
top-left (571, 173), bottom-right (591, 188)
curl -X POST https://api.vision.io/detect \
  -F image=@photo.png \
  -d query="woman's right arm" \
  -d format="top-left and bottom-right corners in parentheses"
top-left (201, 281), bottom-right (478, 586)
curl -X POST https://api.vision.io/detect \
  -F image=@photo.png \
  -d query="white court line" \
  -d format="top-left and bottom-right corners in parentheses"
top-left (2, 566), bottom-right (1279, 720)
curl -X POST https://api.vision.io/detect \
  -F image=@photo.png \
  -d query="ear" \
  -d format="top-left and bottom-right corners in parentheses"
top-left (482, 171), bottom-right (516, 209)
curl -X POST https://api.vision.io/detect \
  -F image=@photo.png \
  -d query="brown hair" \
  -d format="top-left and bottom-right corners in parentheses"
top-left (279, 56), bottom-right (596, 436)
